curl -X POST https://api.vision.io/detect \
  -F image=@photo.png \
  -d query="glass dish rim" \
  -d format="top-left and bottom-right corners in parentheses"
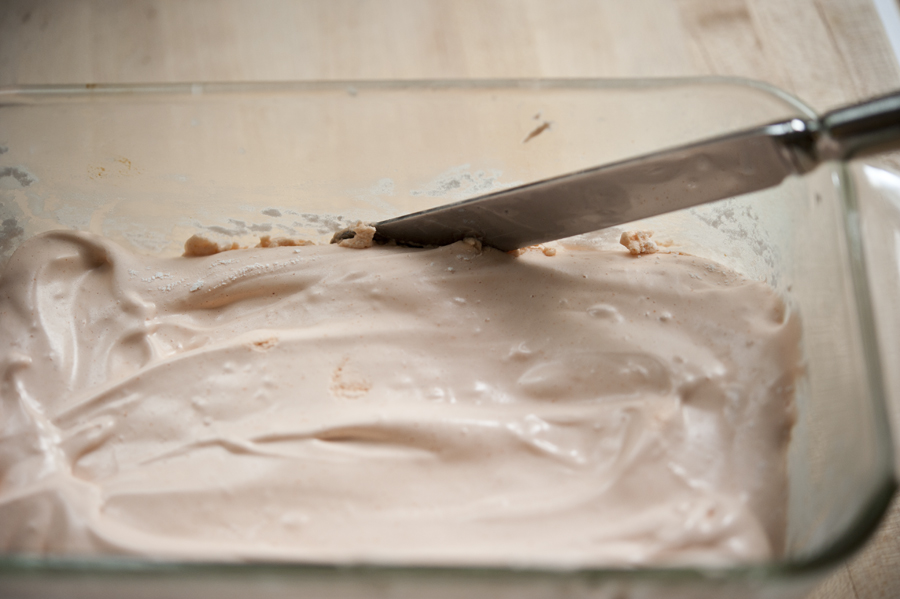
top-left (0, 75), bottom-right (894, 584)
top-left (0, 75), bottom-right (821, 116)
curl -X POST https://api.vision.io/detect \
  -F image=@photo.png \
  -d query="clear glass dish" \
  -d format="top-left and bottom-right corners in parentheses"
top-left (0, 77), bottom-right (895, 599)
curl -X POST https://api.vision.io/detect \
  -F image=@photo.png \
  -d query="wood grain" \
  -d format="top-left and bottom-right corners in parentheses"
top-left (2, 0), bottom-right (898, 106)
top-left (1, 2), bottom-right (898, 598)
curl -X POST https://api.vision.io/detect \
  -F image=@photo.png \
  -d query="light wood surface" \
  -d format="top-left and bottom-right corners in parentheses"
top-left (1, 1), bottom-right (899, 598)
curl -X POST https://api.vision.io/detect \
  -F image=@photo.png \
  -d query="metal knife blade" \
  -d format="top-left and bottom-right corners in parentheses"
top-left (333, 91), bottom-right (900, 252)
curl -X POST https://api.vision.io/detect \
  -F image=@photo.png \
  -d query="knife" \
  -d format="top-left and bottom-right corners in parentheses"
top-left (332, 91), bottom-right (900, 252)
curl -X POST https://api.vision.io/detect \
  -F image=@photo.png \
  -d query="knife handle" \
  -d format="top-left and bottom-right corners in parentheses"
top-left (821, 91), bottom-right (900, 160)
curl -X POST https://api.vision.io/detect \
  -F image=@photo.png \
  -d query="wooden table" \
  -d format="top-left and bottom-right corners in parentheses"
top-left (1, 1), bottom-right (898, 597)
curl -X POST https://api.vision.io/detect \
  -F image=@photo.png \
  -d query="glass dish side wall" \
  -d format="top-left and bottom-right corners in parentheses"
top-left (0, 79), bottom-right (812, 264)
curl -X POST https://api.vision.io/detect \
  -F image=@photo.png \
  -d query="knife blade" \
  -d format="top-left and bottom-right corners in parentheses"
top-left (333, 91), bottom-right (900, 252)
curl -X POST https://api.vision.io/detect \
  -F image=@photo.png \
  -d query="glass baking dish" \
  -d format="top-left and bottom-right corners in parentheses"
top-left (0, 78), bottom-right (895, 599)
